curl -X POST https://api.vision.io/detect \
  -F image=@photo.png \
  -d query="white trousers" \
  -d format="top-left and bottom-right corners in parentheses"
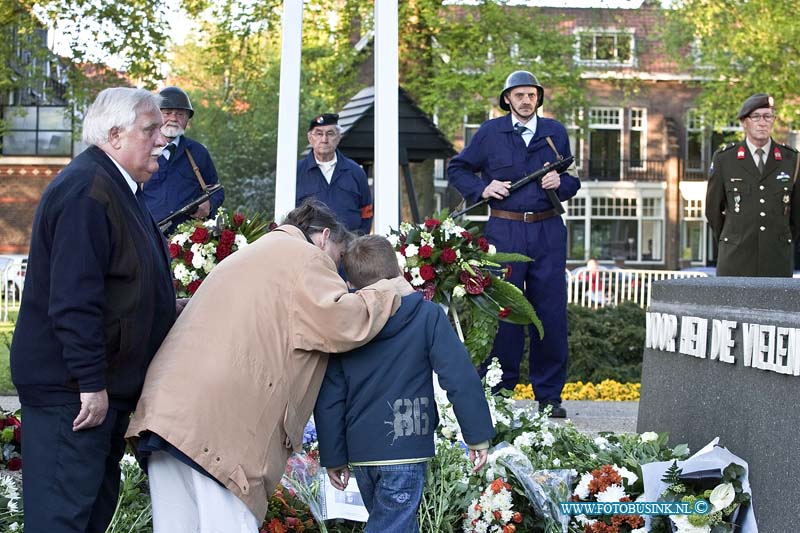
top-left (148, 451), bottom-right (260, 533)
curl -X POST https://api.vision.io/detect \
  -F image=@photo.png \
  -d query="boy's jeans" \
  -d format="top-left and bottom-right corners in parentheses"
top-left (352, 462), bottom-right (428, 533)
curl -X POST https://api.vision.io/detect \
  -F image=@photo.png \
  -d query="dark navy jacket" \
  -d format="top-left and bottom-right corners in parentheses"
top-left (10, 146), bottom-right (176, 410)
top-left (314, 293), bottom-right (495, 466)
top-left (447, 114), bottom-right (580, 212)
top-left (142, 135), bottom-right (223, 232)
top-left (296, 150), bottom-right (372, 234)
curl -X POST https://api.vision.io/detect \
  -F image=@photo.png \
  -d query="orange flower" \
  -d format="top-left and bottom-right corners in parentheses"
top-left (267, 518), bottom-right (287, 533)
top-left (490, 477), bottom-right (507, 494)
top-left (512, 512), bottom-right (522, 523)
top-left (502, 525), bottom-right (516, 533)
top-left (493, 510), bottom-right (502, 520)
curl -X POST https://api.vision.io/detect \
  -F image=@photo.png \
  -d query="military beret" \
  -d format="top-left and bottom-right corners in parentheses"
top-left (737, 93), bottom-right (774, 120)
top-left (309, 113), bottom-right (339, 131)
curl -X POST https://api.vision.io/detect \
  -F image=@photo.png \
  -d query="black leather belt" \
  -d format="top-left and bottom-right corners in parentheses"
top-left (490, 208), bottom-right (560, 223)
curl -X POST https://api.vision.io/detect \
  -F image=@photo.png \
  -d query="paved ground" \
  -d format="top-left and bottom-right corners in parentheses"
top-left (2, 396), bottom-right (639, 435)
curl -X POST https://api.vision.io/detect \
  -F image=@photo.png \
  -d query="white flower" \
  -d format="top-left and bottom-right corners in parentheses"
top-left (420, 231), bottom-right (433, 245)
top-left (487, 244), bottom-right (496, 255)
top-left (596, 483), bottom-right (627, 503)
top-left (234, 234), bottom-right (248, 248)
top-left (396, 252), bottom-right (407, 270)
top-left (709, 482), bottom-right (736, 512)
top-left (170, 233), bottom-right (188, 246)
top-left (399, 222), bottom-right (413, 233)
top-left (670, 514), bottom-right (710, 533)
top-left (203, 218), bottom-right (217, 228)
top-left (9, 523), bottom-right (20, 531)
top-left (594, 436), bottom-right (609, 450)
top-left (121, 454), bottom-right (137, 466)
top-left (538, 430), bottom-right (555, 447)
top-left (484, 358), bottom-right (503, 388)
top-left (574, 514), bottom-right (596, 526)
top-left (387, 234), bottom-right (400, 247)
top-left (173, 263), bottom-right (189, 284)
top-left (404, 243), bottom-right (419, 257)
top-left (614, 464), bottom-right (639, 486)
top-left (409, 267), bottom-right (424, 287)
top-left (640, 431), bottom-right (658, 443)
top-left (573, 472), bottom-right (592, 499)
top-left (513, 432), bottom-right (535, 449)
top-left (631, 529), bottom-right (648, 533)
top-left (452, 285), bottom-right (467, 298)
top-left (552, 457), bottom-right (561, 467)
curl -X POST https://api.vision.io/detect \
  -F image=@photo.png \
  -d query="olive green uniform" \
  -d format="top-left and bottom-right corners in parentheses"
top-left (705, 140), bottom-right (800, 277)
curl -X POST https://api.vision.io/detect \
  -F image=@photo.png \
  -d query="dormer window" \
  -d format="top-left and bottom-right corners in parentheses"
top-left (574, 28), bottom-right (635, 67)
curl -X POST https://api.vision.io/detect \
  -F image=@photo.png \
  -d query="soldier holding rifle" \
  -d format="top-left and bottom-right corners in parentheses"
top-left (447, 71), bottom-right (580, 418)
top-left (142, 86), bottom-right (224, 234)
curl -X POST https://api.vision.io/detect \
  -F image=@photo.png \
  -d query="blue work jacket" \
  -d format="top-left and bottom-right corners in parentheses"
top-left (142, 135), bottom-right (223, 231)
top-left (447, 114), bottom-right (580, 213)
top-left (296, 150), bottom-right (373, 234)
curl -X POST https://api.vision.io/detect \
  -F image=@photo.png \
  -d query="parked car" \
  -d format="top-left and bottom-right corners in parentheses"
top-left (0, 254), bottom-right (27, 300)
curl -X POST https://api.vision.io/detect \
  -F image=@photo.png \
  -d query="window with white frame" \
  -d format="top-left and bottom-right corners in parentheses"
top-left (566, 192), bottom-right (665, 263)
top-left (686, 109), bottom-right (706, 172)
top-left (566, 197), bottom-right (587, 260)
top-left (681, 198), bottom-right (706, 263)
top-left (641, 197), bottom-right (663, 261)
top-left (588, 108), bottom-right (622, 180)
top-left (574, 28), bottom-right (635, 67)
top-left (629, 108), bottom-right (646, 169)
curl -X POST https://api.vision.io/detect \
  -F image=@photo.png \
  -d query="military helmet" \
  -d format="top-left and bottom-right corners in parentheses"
top-left (499, 71), bottom-right (544, 112)
top-left (159, 86), bottom-right (194, 118)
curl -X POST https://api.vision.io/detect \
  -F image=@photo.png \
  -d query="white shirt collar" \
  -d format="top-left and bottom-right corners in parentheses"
top-left (513, 114), bottom-right (538, 135)
top-left (746, 138), bottom-right (771, 159)
top-left (105, 154), bottom-right (139, 195)
top-left (315, 153), bottom-right (337, 168)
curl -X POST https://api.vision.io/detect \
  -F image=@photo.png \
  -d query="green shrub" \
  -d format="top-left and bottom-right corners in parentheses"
top-left (566, 302), bottom-right (645, 383)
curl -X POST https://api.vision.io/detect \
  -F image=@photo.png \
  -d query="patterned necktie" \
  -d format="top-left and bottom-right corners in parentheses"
top-left (755, 148), bottom-right (765, 175)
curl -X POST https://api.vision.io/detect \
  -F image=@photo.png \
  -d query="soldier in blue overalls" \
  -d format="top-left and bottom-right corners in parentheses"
top-left (448, 71), bottom-right (581, 417)
top-left (296, 113), bottom-right (373, 235)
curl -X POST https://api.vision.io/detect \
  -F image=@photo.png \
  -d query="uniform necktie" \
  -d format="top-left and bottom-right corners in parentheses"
top-left (755, 148), bottom-right (765, 175)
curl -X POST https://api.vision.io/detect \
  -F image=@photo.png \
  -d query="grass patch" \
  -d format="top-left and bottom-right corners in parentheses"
top-left (0, 310), bottom-right (18, 395)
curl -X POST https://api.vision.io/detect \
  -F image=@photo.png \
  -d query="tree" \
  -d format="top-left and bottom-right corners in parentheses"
top-left (664, 0), bottom-right (800, 129)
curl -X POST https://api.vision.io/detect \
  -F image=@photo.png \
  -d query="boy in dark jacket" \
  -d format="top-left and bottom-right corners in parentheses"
top-left (314, 235), bottom-right (495, 533)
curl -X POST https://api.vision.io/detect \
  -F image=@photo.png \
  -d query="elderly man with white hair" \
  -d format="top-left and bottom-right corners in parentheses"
top-left (10, 87), bottom-right (178, 532)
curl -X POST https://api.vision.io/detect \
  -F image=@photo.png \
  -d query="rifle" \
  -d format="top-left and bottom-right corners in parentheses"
top-left (157, 184), bottom-right (224, 233)
top-left (451, 156), bottom-right (574, 218)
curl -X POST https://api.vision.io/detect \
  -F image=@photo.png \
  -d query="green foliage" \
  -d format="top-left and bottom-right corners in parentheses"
top-left (418, 442), bottom-right (474, 533)
top-left (566, 302), bottom-right (645, 383)
top-left (106, 457), bottom-right (153, 533)
top-left (664, 0), bottom-right (800, 127)
top-left (462, 301), bottom-right (499, 367)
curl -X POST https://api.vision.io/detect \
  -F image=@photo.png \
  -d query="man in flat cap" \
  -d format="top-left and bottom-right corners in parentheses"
top-left (296, 113), bottom-right (373, 234)
top-left (705, 93), bottom-right (800, 276)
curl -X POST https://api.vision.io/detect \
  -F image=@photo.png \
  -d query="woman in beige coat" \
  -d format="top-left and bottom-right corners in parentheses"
top-left (126, 200), bottom-right (412, 531)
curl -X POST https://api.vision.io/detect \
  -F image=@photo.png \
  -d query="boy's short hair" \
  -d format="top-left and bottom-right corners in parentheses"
top-left (344, 235), bottom-right (401, 289)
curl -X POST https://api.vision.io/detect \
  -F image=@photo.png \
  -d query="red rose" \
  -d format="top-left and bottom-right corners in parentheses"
top-left (512, 512), bottom-right (523, 523)
top-left (498, 307), bottom-right (511, 318)
top-left (187, 279), bottom-right (203, 295)
top-left (190, 226), bottom-right (209, 244)
top-left (216, 243), bottom-right (231, 261)
top-left (459, 270), bottom-right (485, 295)
top-left (6, 456), bottom-right (21, 471)
top-left (419, 245), bottom-right (433, 258)
top-left (504, 263), bottom-right (513, 280)
top-left (424, 218), bottom-right (440, 230)
top-left (441, 247), bottom-right (457, 264)
top-left (184, 249), bottom-right (194, 265)
top-left (419, 264), bottom-right (436, 281)
top-left (233, 213), bottom-right (245, 227)
top-left (404, 271), bottom-right (413, 282)
top-left (399, 245), bottom-right (407, 256)
top-left (421, 281), bottom-right (436, 301)
top-left (482, 273), bottom-right (492, 288)
top-left (268, 221), bottom-right (278, 231)
top-left (169, 243), bottom-right (181, 258)
top-left (219, 229), bottom-right (236, 246)
top-left (461, 230), bottom-right (473, 243)
top-left (477, 237), bottom-right (490, 252)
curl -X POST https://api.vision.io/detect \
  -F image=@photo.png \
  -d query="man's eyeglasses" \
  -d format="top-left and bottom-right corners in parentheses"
top-left (747, 113), bottom-right (776, 123)
top-left (311, 131), bottom-right (339, 139)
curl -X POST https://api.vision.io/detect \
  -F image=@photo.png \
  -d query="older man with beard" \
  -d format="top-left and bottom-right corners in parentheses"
top-left (141, 86), bottom-right (224, 234)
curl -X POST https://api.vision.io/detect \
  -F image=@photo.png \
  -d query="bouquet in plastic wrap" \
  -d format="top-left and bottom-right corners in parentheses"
top-left (642, 438), bottom-right (756, 533)
top-left (278, 451), bottom-right (327, 533)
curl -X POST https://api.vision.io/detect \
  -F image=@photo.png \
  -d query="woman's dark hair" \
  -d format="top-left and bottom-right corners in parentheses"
top-left (283, 199), bottom-right (352, 244)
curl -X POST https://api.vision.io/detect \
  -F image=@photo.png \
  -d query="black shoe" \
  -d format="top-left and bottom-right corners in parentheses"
top-left (538, 400), bottom-right (567, 418)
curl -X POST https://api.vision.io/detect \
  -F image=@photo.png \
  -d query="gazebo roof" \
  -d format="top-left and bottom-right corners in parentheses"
top-left (304, 86), bottom-right (456, 164)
